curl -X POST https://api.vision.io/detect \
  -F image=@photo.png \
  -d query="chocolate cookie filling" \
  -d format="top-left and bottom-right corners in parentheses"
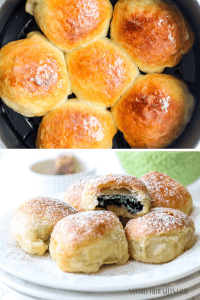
top-left (97, 195), bottom-right (143, 215)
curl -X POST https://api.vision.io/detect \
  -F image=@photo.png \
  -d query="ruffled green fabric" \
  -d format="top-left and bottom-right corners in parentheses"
top-left (117, 151), bottom-right (200, 186)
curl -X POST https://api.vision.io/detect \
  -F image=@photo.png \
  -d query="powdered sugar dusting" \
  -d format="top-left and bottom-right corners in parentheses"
top-left (14, 196), bottom-right (77, 222)
top-left (64, 175), bottom-right (98, 211)
top-left (140, 172), bottom-right (192, 210)
top-left (52, 210), bottom-right (125, 247)
top-left (84, 174), bottom-right (150, 197)
top-left (125, 207), bottom-right (194, 238)
top-left (0, 203), bottom-right (200, 291)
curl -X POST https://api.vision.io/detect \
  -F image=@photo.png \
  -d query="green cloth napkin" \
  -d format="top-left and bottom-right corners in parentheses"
top-left (117, 151), bottom-right (200, 186)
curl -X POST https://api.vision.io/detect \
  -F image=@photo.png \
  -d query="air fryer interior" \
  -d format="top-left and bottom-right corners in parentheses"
top-left (0, 0), bottom-right (200, 148)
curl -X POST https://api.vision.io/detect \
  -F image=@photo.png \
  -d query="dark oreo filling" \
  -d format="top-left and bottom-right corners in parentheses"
top-left (97, 195), bottom-right (143, 215)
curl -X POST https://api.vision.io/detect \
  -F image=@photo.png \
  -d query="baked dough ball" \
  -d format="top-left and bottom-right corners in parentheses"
top-left (36, 99), bottom-right (117, 149)
top-left (50, 210), bottom-right (129, 273)
top-left (11, 197), bottom-right (77, 255)
top-left (81, 174), bottom-right (151, 220)
top-left (64, 176), bottom-right (98, 211)
top-left (112, 74), bottom-right (195, 148)
top-left (140, 171), bottom-right (193, 215)
top-left (25, 0), bottom-right (113, 52)
top-left (110, 0), bottom-right (194, 73)
top-left (67, 38), bottom-right (139, 108)
top-left (125, 207), bottom-right (195, 264)
top-left (0, 32), bottom-right (70, 117)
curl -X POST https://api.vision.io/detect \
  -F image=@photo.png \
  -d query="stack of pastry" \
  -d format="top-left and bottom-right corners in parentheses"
top-left (0, 0), bottom-right (195, 148)
top-left (11, 172), bottom-right (195, 273)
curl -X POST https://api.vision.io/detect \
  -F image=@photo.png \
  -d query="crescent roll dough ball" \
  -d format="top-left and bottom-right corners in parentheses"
top-left (67, 38), bottom-right (139, 108)
top-left (125, 207), bottom-right (195, 264)
top-left (112, 74), bottom-right (195, 148)
top-left (36, 100), bottom-right (117, 149)
top-left (11, 197), bottom-right (77, 255)
top-left (50, 210), bottom-right (129, 273)
top-left (110, 0), bottom-right (194, 73)
top-left (0, 32), bottom-right (70, 117)
top-left (140, 171), bottom-right (193, 215)
top-left (64, 176), bottom-right (99, 211)
top-left (25, 0), bottom-right (113, 52)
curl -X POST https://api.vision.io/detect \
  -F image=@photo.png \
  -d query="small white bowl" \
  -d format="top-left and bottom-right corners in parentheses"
top-left (27, 156), bottom-right (96, 197)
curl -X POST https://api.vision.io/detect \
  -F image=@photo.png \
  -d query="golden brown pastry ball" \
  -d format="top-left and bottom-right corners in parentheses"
top-left (49, 210), bottom-right (129, 273)
top-left (25, 0), bottom-right (113, 52)
top-left (11, 197), bottom-right (77, 255)
top-left (36, 99), bottom-right (117, 149)
top-left (81, 174), bottom-right (151, 220)
top-left (110, 0), bottom-right (194, 73)
top-left (125, 207), bottom-right (195, 264)
top-left (140, 171), bottom-right (193, 215)
top-left (0, 32), bottom-right (70, 117)
top-left (112, 74), bottom-right (195, 148)
top-left (64, 176), bottom-right (98, 211)
top-left (67, 38), bottom-right (139, 108)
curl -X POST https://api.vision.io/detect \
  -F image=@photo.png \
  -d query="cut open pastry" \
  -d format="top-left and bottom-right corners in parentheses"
top-left (81, 174), bottom-right (151, 220)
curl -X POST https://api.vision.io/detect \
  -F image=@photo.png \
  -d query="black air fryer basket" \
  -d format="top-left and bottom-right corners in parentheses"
top-left (0, 0), bottom-right (200, 148)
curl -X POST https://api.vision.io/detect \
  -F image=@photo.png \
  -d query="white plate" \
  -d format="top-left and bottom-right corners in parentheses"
top-left (0, 265), bottom-right (200, 300)
top-left (2, 276), bottom-right (200, 300)
top-left (0, 199), bottom-right (200, 293)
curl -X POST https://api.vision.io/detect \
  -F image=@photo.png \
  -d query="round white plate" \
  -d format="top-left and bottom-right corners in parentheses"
top-left (0, 265), bottom-right (200, 300)
top-left (2, 276), bottom-right (200, 300)
top-left (0, 200), bottom-right (200, 293)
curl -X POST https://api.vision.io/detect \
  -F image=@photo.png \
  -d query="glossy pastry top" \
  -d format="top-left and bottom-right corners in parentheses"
top-left (50, 210), bottom-right (123, 253)
top-left (13, 197), bottom-right (77, 222)
top-left (140, 171), bottom-right (193, 215)
top-left (112, 74), bottom-right (194, 148)
top-left (36, 100), bottom-right (117, 149)
top-left (125, 207), bottom-right (195, 239)
top-left (0, 32), bottom-right (70, 117)
top-left (67, 38), bottom-right (139, 107)
top-left (110, 0), bottom-right (194, 73)
top-left (26, 0), bottom-right (113, 51)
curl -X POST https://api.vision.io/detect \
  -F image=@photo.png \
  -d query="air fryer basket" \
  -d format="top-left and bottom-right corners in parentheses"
top-left (0, 0), bottom-right (200, 148)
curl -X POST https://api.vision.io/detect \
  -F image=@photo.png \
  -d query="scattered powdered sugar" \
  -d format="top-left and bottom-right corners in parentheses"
top-left (126, 207), bottom-right (194, 237)
top-left (140, 172), bottom-right (191, 208)
top-left (52, 210), bottom-right (125, 245)
top-left (15, 196), bottom-right (77, 222)
top-left (0, 201), bottom-right (199, 291)
top-left (84, 174), bottom-right (149, 197)
top-left (65, 175), bottom-right (98, 200)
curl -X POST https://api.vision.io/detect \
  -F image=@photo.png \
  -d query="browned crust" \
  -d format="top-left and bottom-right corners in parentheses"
top-left (140, 171), bottom-right (193, 215)
top-left (36, 99), bottom-right (117, 149)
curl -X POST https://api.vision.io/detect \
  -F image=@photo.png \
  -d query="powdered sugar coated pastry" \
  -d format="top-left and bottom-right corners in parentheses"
top-left (49, 210), bottom-right (129, 273)
top-left (64, 175), bottom-right (98, 211)
top-left (140, 171), bottom-right (193, 215)
top-left (125, 207), bottom-right (195, 263)
top-left (11, 197), bottom-right (77, 255)
top-left (81, 174), bottom-right (152, 221)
